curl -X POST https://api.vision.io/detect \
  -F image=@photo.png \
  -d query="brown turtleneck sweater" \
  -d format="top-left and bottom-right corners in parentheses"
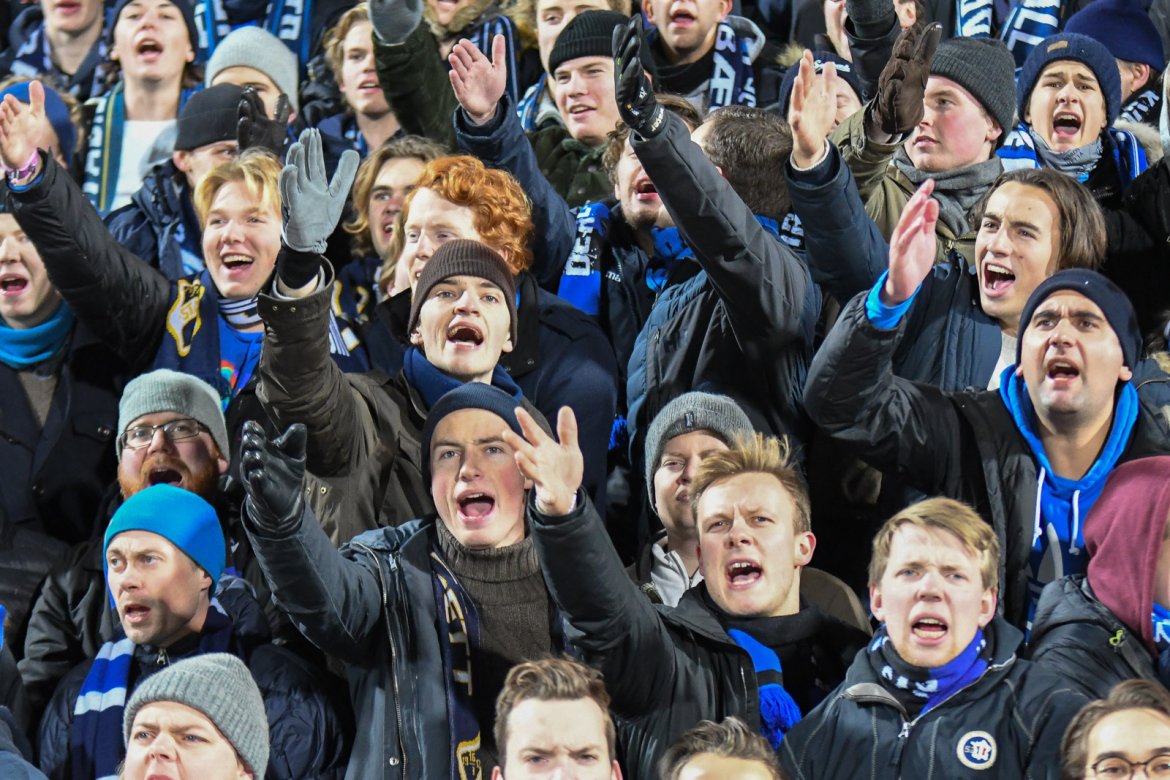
top-left (435, 520), bottom-right (554, 767)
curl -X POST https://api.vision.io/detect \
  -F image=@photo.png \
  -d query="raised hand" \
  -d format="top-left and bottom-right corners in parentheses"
top-left (870, 22), bottom-right (941, 138)
top-left (612, 15), bottom-right (665, 138)
top-left (0, 80), bottom-right (46, 173)
top-left (240, 421), bottom-right (308, 534)
top-left (238, 88), bottom-right (291, 157)
top-left (502, 406), bottom-right (584, 517)
top-left (369, 0), bottom-right (423, 44)
top-left (883, 178), bottom-right (939, 305)
top-left (788, 51), bottom-right (840, 168)
top-left (279, 128), bottom-right (360, 255)
top-left (449, 35), bottom-right (508, 126)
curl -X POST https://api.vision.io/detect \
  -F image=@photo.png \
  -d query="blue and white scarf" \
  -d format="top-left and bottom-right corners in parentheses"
top-left (1154, 603), bottom-right (1170, 651)
top-left (706, 20), bottom-right (756, 109)
top-left (0, 302), bottom-right (74, 369)
top-left (998, 124), bottom-right (1148, 189)
top-left (956, 0), bottom-right (1065, 66)
top-left (516, 78), bottom-right (558, 132)
top-left (468, 13), bottom-right (523, 104)
top-left (868, 627), bottom-right (991, 716)
top-left (1120, 86), bottom-right (1162, 126)
top-left (728, 628), bottom-right (802, 748)
top-left (194, 0), bottom-right (315, 66)
top-left (6, 20), bottom-right (108, 101)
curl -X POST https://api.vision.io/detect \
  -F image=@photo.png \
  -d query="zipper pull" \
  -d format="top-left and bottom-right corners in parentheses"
top-left (156, 647), bottom-right (168, 666)
top-left (892, 721), bottom-right (910, 766)
top-left (898, 721), bottom-right (910, 740)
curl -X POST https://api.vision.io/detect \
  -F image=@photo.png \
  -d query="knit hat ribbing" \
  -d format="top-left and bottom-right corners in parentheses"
top-left (930, 37), bottom-right (1018, 140)
top-left (1015, 268), bottom-right (1142, 368)
top-left (205, 26), bottom-right (301, 111)
top-left (117, 369), bottom-right (229, 459)
top-left (175, 83), bottom-right (245, 151)
top-left (103, 484), bottom-right (226, 586)
top-left (408, 239), bottom-right (518, 343)
top-left (644, 392), bottom-right (754, 509)
top-left (1065, 0), bottom-right (1165, 71)
top-left (549, 10), bottom-right (628, 75)
top-left (123, 653), bottom-right (269, 775)
top-left (1017, 33), bottom-right (1123, 126)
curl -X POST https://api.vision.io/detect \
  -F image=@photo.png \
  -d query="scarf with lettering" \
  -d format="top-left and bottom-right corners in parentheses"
top-left (195, 0), bottom-right (315, 65)
top-left (705, 20), bottom-right (756, 109)
top-left (867, 626), bottom-right (991, 718)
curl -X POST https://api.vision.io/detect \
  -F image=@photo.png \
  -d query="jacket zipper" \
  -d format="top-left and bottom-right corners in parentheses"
top-left (355, 542), bottom-right (408, 776)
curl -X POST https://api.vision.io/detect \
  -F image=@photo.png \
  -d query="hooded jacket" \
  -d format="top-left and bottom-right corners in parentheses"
top-left (104, 161), bottom-right (203, 282)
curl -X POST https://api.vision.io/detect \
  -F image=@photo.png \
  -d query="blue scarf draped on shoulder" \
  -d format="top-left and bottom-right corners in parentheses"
top-left (402, 345), bottom-right (522, 410)
top-left (0, 302), bottom-right (74, 369)
top-left (728, 628), bottom-right (802, 748)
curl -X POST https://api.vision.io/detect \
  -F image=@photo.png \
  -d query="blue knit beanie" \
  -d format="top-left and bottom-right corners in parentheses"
top-left (1065, 0), bottom-right (1165, 71)
top-left (103, 484), bottom-right (225, 587)
top-left (1018, 33), bottom-right (1123, 126)
top-left (0, 82), bottom-right (77, 166)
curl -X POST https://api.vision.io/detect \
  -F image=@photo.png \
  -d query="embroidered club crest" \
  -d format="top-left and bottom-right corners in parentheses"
top-left (166, 279), bottom-right (205, 357)
top-left (956, 730), bottom-right (997, 770)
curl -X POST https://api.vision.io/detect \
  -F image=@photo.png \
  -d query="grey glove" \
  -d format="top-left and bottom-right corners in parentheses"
top-left (279, 128), bottom-right (360, 255)
top-left (369, 0), bottom-right (423, 44)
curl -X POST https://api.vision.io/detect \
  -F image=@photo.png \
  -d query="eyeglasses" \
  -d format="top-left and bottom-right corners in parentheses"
top-left (120, 418), bottom-right (208, 450)
top-left (1092, 754), bottom-right (1170, 778)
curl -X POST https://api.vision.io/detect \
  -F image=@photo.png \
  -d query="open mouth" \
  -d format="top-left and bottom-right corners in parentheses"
top-left (122, 603), bottom-right (152, 624)
top-left (1046, 358), bottom-right (1081, 382)
top-left (568, 105), bottom-right (595, 119)
top-left (135, 38), bottom-right (163, 58)
top-left (633, 179), bottom-right (658, 201)
top-left (1052, 112), bottom-right (1082, 139)
top-left (358, 79), bottom-right (380, 93)
top-left (726, 560), bottom-right (762, 587)
top-left (0, 274), bottom-right (28, 295)
top-left (981, 262), bottom-right (1015, 294)
top-left (912, 616), bottom-right (947, 640)
top-left (148, 466), bottom-right (183, 486)
top-left (221, 254), bottom-right (255, 272)
top-left (669, 9), bottom-right (696, 26)
top-left (446, 323), bottom-right (484, 346)
top-left (457, 492), bottom-right (495, 520)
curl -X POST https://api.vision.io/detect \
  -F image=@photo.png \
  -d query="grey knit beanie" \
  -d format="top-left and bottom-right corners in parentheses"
top-left (644, 392), bottom-right (754, 506)
top-left (205, 27), bottom-right (301, 111)
top-left (123, 654), bottom-right (269, 775)
top-left (117, 370), bottom-right (230, 459)
top-left (930, 37), bottom-right (1018, 142)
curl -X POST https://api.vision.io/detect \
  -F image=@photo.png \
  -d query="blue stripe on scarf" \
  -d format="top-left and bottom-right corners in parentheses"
top-left (998, 125), bottom-right (1148, 187)
top-left (430, 551), bottom-right (484, 780)
top-left (0, 302), bottom-right (74, 369)
top-left (1154, 603), bottom-right (1170, 652)
top-left (870, 627), bottom-right (990, 715)
top-left (196, 0), bottom-right (312, 65)
top-left (471, 15), bottom-right (522, 104)
top-left (728, 628), bottom-right (802, 747)
top-left (708, 20), bottom-right (756, 109)
top-left (998, 0), bottom-right (1064, 67)
top-left (558, 201), bottom-right (611, 316)
top-left (516, 79), bottom-right (546, 132)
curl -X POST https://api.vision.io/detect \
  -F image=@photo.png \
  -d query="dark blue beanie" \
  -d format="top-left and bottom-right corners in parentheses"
top-left (104, 484), bottom-right (225, 587)
top-left (1065, 0), bottom-right (1165, 71)
top-left (421, 383), bottom-right (525, 480)
top-left (1018, 33), bottom-right (1123, 126)
top-left (1016, 268), bottom-right (1142, 368)
top-left (0, 82), bottom-right (77, 166)
top-left (778, 51), bottom-right (863, 120)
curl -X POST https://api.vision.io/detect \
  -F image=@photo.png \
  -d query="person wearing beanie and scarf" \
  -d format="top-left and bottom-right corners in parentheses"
top-left (105, 83), bottom-right (244, 281)
top-left (0, 0), bottom-right (108, 103)
top-left (121, 653), bottom-right (269, 780)
top-left (1030, 455), bottom-right (1170, 698)
top-left (517, 407), bottom-right (868, 780)
top-left (781, 498), bottom-right (1088, 778)
top-left (82, 0), bottom-right (202, 215)
top-left (37, 484), bottom-right (351, 779)
top-left (239, 382), bottom-right (566, 777)
top-left (805, 261), bottom-right (1170, 630)
top-left (204, 26), bottom-right (300, 126)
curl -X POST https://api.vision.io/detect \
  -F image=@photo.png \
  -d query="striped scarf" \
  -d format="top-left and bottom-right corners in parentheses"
top-left (998, 124), bottom-right (1148, 188)
top-left (706, 20), bottom-right (756, 109)
top-left (956, 0), bottom-right (1066, 66)
top-left (194, 0), bottom-right (315, 65)
top-left (430, 551), bottom-right (484, 780)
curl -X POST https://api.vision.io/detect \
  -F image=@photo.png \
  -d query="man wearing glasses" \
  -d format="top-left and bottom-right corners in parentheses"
top-left (1062, 680), bottom-right (1170, 780)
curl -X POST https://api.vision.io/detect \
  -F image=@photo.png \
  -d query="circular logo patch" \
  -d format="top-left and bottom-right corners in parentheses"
top-left (956, 731), bottom-right (997, 770)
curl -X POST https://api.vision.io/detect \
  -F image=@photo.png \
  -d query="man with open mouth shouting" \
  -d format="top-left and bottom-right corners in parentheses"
top-left (780, 498), bottom-right (1087, 778)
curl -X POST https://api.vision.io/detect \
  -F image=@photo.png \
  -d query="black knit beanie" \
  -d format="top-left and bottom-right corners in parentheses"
top-left (421, 382), bottom-right (525, 478)
top-left (549, 10), bottom-right (628, 75)
top-left (174, 84), bottom-right (245, 151)
top-left (408, 240), bottom-right (518, 343)
top-left (1016, 268), bottom-right (1142, 368)
top-left (930, 37), bottom-right (1018, 142)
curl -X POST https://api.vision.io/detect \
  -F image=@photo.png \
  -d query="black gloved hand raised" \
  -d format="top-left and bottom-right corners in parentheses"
top-left (241, 420), bottom-right (307, 536)
top-left (237, 88), bottom-right (291, 158)
top-left (612, 16), bottom-right (665, 139)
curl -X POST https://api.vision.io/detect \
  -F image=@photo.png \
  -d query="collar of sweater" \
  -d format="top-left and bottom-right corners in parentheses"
top-left (434, 516), bottom-right (542, 586)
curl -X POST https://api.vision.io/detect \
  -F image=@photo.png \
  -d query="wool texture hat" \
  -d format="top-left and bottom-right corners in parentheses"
top-left (778, 51), bottom-right (863, 119)
top-left (1015, 268), bottom-right (1142, 369)
top-left (174, 83), bottom-right (245, 151)
top-left (0, 82), bottom-right (77, 166)
top-left (1065, 0), bottom-right (1165, 71)
top-left (117, 369), bottom-right (229, 458)
top-left (549, 10), bottom-right (628, 75)
top-left (644, 392), bottom-right (754, 506)
top-left (420, 382), bottom-right (525, 480)
top-left (1018, 33), bottom-right (1123, 126)
top-left (205, 26), bottom-right (300, 111)
top-left (1084, 456), bottom-right (1170, 655)
top-left (123, 653), bottom-right (269, 775)
top-left (109, 0), bottom-right (198, 54)
top-left (408, 239), bottom-right (518, 343)
top-left (104, 483), bottom-right (226, 585)
top-left (930, 37), bottom-right (1018, 138)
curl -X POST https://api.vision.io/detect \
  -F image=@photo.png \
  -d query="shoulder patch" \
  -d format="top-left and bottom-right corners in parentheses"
top-left (956, 730), bottom-right (997, 770)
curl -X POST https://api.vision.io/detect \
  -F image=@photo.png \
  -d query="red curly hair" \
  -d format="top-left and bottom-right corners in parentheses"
top-left (398, 155), bottom-right (534, 273)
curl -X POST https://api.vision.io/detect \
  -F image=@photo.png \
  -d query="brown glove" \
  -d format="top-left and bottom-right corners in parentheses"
top-left (870, 22), bottom-right (941, 137)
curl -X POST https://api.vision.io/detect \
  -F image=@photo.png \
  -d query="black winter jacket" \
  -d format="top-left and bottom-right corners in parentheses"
top-left (1028, 575), bottom-right (1160, 699)
top-left (529, 493), bottom-right (867, 780)
top-left (624, 113), bottom-right (820, 458)
top-left (780, 617), bottom-right (1088, 779)
top-left (804, 295), bottom-right (1170, 626)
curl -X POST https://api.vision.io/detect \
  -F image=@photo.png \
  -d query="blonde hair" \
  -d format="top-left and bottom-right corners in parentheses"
top-left (323, 3), bottom-right (371, 85)
top-left (690, 432), bottom-right (811, 534)
top-left (867, 497), bottom-right (999, 590)
top-left (193, 149), bottom-right (282, 227)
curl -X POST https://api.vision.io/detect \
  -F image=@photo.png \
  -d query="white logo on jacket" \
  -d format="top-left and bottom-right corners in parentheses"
top-left (957, 730), bottom-right (997, 769)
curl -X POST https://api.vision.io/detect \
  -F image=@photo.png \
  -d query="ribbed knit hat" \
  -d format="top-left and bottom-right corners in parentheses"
top-left (104, 483), bottom-right (226, 586)
top-left (1016, 268), bottom-right (1142, 369)
top-left (549, 10), bottom-right (628, 75)
top-left (420, 382), bottom-right (525, 479)
top-left (408, 239), bottom-right (518, 343)
top-left (930, 37), bottom-right (1018, 139)
top-left (117, 369), bottom-right (229, 458)
top-left (644, 392), bottom-right (754, 506)
top-left (1065, 0), bottom-right (1165, 71)
top-left (123, 653), bottom-right (269, 775)
top-left (205, 26), bottom-right (300, 111)
top-left (1018, 33), bottom-right (1123, 126)
top-left (0, 82), bottom-right (77, 166)
top-left (175, 83), bottom-right (245, 151)
top-left (109, 0), bottom-right (198, 54)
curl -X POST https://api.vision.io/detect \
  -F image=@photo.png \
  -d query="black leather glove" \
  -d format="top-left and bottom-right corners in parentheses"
top-left (241, 421), bottom-right (307, 536)
top-left (870, 22), bottom-right (941, 137)
top-left (237, 88), bottom-right (291, 158)
top-left (612, 16), bottom-right (665, 139)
